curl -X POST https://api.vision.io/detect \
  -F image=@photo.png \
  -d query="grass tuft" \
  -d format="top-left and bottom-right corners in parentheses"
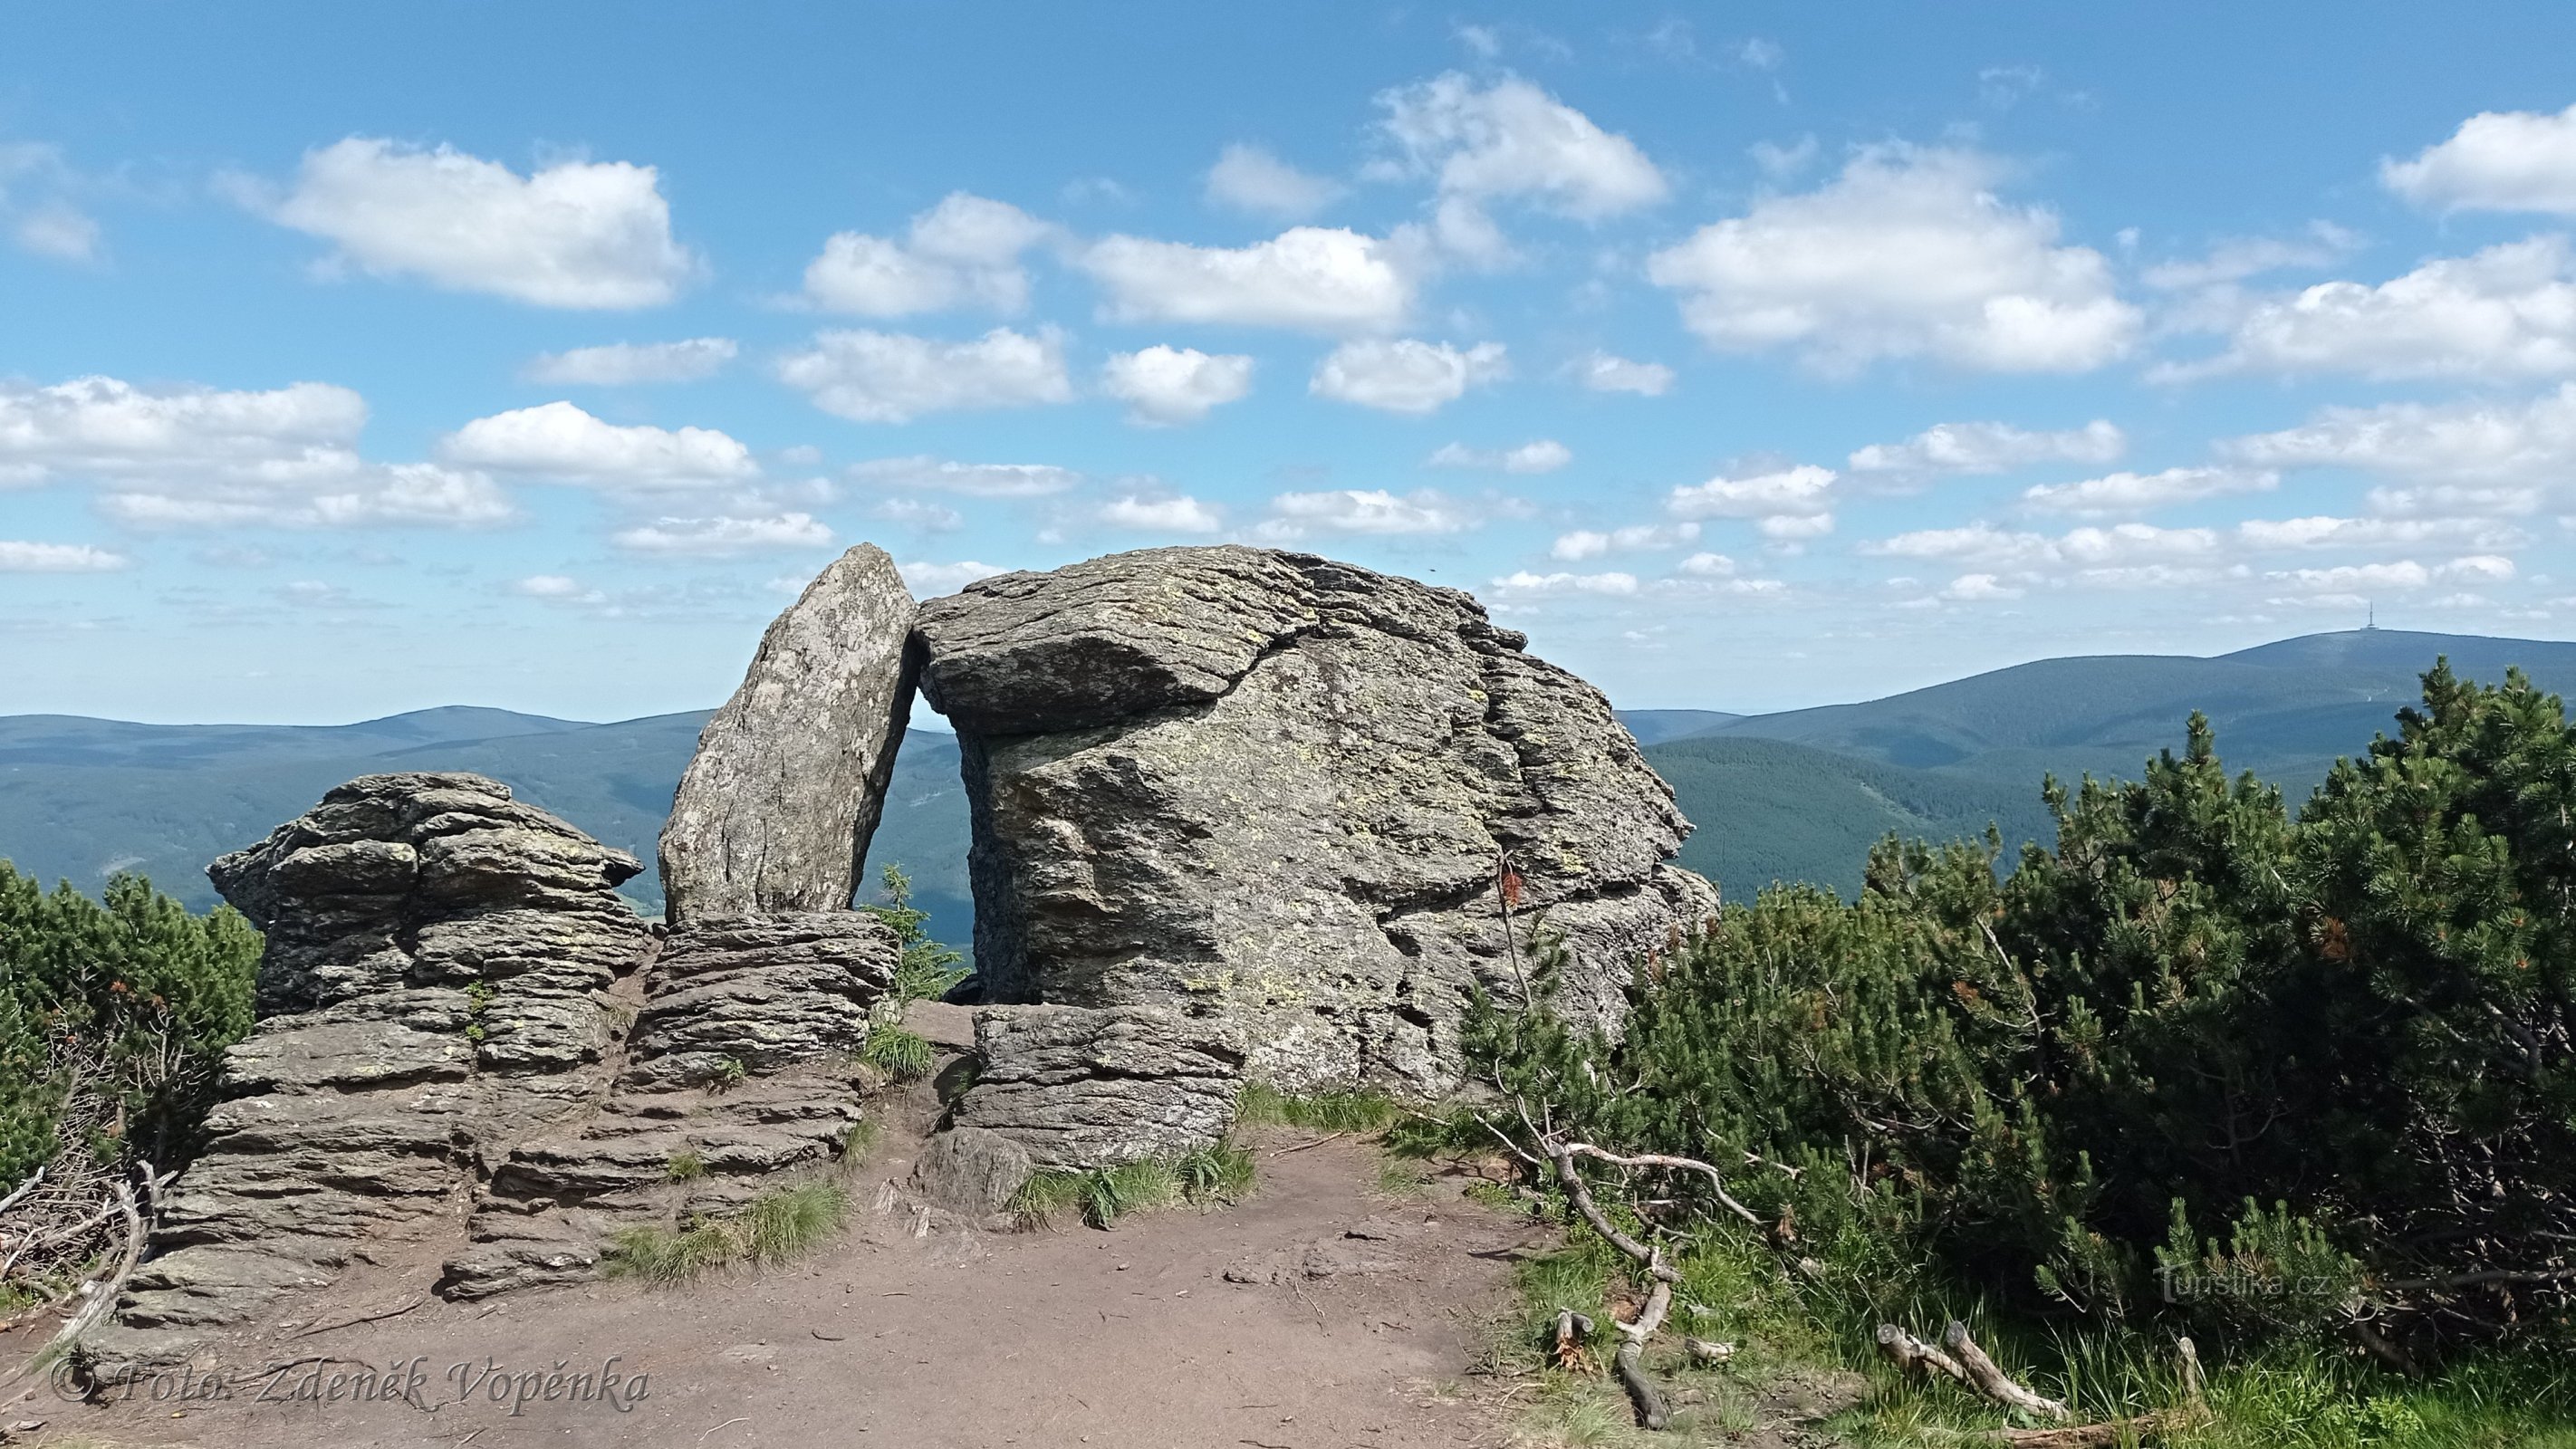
top-left (1235, 1082), bottom-right (1403, 1133)
top-left (664, 1147), bottom-right (706, 1181)
top-left (1012, 1144), bottom-right (1255, 1229)
top-left (602, 1178), bottom-right (851, 1285)
top-left (860, 1022), bottom-right (936, 1081)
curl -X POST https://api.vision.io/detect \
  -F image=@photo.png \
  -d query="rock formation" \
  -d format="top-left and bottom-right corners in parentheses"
top-left (93, 773), bottom-right (651, 1365)
top-left (658, 542), bottom-right (919, 926)
top-left (915, 546), bottom-right (1716, 1093)
top-left (949, 1006), bottom-right (1245, 1169)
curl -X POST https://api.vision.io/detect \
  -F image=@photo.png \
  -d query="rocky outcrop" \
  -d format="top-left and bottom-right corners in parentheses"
top-left (948, 1006), bottom-right (1245, 1170)
top-left (95, 773), bottom-right (650, 1364)
top-left (658, 543), bottom-right (919, 926)
top-left (447, 910), bottom-right (896, 1297)
top-left (914, 546), bottom-right (1716, 1092)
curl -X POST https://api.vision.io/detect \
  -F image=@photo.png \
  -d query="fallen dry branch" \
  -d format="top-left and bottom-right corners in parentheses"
top-left (1943, 1319), bottom-right (2071, 1422)
top-left (1543, 1141), bottom-right (1677, 1430)
top-left (1876, 1322), bottom-right (1972, 1387)
top-left (1882, 1326), bottom-right (2211, 1446)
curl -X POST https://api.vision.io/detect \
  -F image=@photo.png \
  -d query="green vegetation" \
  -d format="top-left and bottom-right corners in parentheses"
top-left (860, 1022), bottom-right (935, 1081)
top-left (602, 1178), bottom-right (851, 1285)
top-left (1456, 663), bottom-right (2576, 1444)
top-left (1235, 1082), bottom-right (1404, 1133)
top-left (0, 864), bottom-right (261, 1185)
top-left (1012, 1143), bottom-right (1257, 1230)
top-left (860, 863), bottom-right (970, 1004)
top-left (664, 1148), bottom-right (706, 1182)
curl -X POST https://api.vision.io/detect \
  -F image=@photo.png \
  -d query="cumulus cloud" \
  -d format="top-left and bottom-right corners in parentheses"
top-left (2384, 102), bottom-right (2576, 214)
top-left (1666, 465), bottom-right (1837, 540)
top-left (1101, 345), bottom-right (1255, 425)
top-left (2157, 236), bottom-right (2576, 381)
top-left (513, 574), bottom-right (590, 599)
top-left (2139, 223), bottom-right (2361, 292)
top-left (1646, 146), bottom-right (2139, 374)
top-left (1078, 226), bottom-right (1414, 333)
top-left (1570, 350), bottom-right (1675, 396)
top-left (251, 138), bottom-right (696, 308)
top-left (1310, 339), bottom-right (1506, 413)
top-left (776, 327), bottom-right (1073, 423)
top-left (0, 541), bottom-right (127, 572)
top-left (1428, 438), bottom-right (1570, 474)
top-left (1487, 570), bottom-right (1640, 596)
top-left (1374, 73), bottom-right (1666, 263)
top-left (1100, 494), bottom-right (1224, 533)
top-left (610, 512), bottom-right (833, 556)
top-left (2221, 383), bottom-right (2576, 489)
top-left (1258, 487), bottom-right (1473, 537)
top-left (2235, 515), bottom-right (2525, 551)
top-left (440, 401), bottom-right (755, 488)
top-left (523, 337), bottom-right (737, 386)
top-left (1848, 418), bottom-right (2124, 475)
top-left (2264, 558), bottom-right (2510, 595)
top-left (1551, 521), bottom-right (1698, 559)
top-left (1870, 521), bottom-right (2224, 571)
top-left (1940, 573), bottom-right (2022, 601)
top-left (845, 456), bottom-right (1084, 497)
top-left (2020, 465), bottom-right (2276, 515)
top-left (0, 374), bottom-right (512, 528)
top-left (801, 193), bottom-right (1052, 315)
top-left (898, 559), bottom-right (1009, 596)
top-left (1205, 145), bottom-right (1346, 220)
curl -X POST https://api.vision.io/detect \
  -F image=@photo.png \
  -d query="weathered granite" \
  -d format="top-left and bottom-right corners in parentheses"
top-left (947, 1005), bottom-right (1245, 1170)
top-left (97, 773), bottom-right (650, 1366)
top-left (913, 546), bottom-right (1717, 1092)
top-left (658, 542), bottom-right (919, 926)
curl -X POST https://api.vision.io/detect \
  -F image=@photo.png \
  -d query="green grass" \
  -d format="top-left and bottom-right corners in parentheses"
top-left (841, 1118), bottom-right (879, 1160)
top-left (860, 1022), bottom-right (935, 1081)
top-left (1235, 1082), bottom-right (1404, 1133)
top-left (602, 1179), bottom-right (851, 1285)
top-left (663, 1147), bottom-right (706, 1181)
top-left (1011, 1143), bottom-right (1255, 1230)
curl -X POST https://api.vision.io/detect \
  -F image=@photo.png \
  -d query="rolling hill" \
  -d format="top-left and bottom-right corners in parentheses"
top-left (2, 629), bottom-right (2563, 936)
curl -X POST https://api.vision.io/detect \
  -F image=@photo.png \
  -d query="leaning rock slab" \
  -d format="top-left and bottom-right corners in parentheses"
top-left (659, 542), bottom-right (919, 926)
top-left (914, 546), bottom-right (1717, 1092)
top-left (947, 1005), bottom-right (1244, 1170)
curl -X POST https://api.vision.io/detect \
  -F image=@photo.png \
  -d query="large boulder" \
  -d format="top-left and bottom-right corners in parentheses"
top-left (658, 542), bottom-right (919, 925)
top-left (915, 546), bottom-right (1716, 1092)
top-left (949, 1006), bottom-right (1245, 1170)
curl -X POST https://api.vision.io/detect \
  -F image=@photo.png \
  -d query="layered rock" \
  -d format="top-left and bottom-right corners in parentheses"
top-left (916, 546), bottom-right (1716, 1092)
top-left (658, 542), bottom-right (919, 926)
top-left (948, 1005), bottom-right (1245, 1170)
top-left (96, 773), bottom-right (650, 1364)
top-left (446, 911), bottom-right (895, 1297)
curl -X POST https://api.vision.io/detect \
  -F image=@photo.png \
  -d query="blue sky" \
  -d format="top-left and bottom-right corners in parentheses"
top-left (6, 3), bottom-right (2576, 724)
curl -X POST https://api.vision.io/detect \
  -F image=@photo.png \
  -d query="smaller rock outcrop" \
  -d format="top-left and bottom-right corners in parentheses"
top-left (947, 1006), bottom-right (1244, 1170)
top-left (94, 774), bottom-right (649, 1367)
top-left (658, 542), bottom-right (920, 926)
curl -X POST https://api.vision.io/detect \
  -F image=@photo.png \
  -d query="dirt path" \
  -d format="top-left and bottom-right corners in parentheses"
top-left (8, 1018), bottom-right (1536, 1449)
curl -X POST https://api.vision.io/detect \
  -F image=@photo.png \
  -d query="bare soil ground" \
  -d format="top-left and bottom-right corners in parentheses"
top-left (3, 1009), bottom-right (1542, 1449)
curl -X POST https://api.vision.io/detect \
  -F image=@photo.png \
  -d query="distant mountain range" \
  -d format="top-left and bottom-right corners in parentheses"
top-left (5, 629), bottom-right (2570, 950)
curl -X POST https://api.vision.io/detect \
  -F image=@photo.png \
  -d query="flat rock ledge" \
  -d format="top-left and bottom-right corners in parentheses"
top-left (945, 1004), bottom-right (1245, 1172)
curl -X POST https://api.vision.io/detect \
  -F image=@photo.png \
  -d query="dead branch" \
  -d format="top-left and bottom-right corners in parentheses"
top-left (1888, 1329), bottom-right (2209, 1446)
top-left (1557, 1144), bottom-right (1764, 1228)
top-left (1876, 1322), bottom-right (1972, 1387)
top-left (0, 1169), bottom-right (43, 1218)
top-left (1543, 1140), bottom-right (1676, 1429)
top-left (1943, 1320), bottom-right (2071, 1422)
top-left (291, 1293), bottom-right (427, 1339)
top-left (1682, 1336), bottom-right (1734, 1364)
top-left (33, 1161), bottom-right (150, 1367)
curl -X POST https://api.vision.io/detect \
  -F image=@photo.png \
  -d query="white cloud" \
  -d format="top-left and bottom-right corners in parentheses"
top-left (439, 401), bottom-right (755, 487)
top-left (1677, 551), bottom-right (1735, 577)
top-left (868, 496), bottom-right (963, 531)
top-left (1079, 226), bottom-right (1414, 333)
top-left (1101, 345), bottom-right (1254, 425)
top-left (1940, 572), bottom-right (2022, 601)
top-left (610, 512), bottom-right (833, 556)
top-left (1, 144), bottom-right (101, 264)
top-left (1551, 522), bottom-right (1699, 560)
top-left (1259, 487), bottom-right (1473, 537)
top-left (1646, 146), bottom-right (2139, 373)
top-left (1571, 350), bottom-right (1675, 396)
top-left (845, 456), bottom-right (1083, 497)
top-left (1311, 339), bottom-right (1506, 413)
top-left (2158, 237), bottom-right (2576, 381)
top-left (2235, 515), bottom-right (2524, 551)
top-left (1489, 570), bottom-right (1640, 596)
top-left (802, 193), bottom-right (1051, 316)
top-left (0, 374), bottom-right (512, 529)
top-left (776, 327), bottom-right (1073, 423)
top-left (524, 337), bottom-right (737, 386)
top-left (2384, 102), bottom-right (2576, 215)
top-left (1428, 438), bottom-right (1571, 474)
top-left (1848, 418), bottom-right (2124, 475)
top-left (0, 541), bottom-right (127, 572)
top-left (2021, 465), bottom-right (2276, 515)
top-left (2222, 384), bottom-right (2576, 488)
top-left (1870, 521), bottom-right (2223, 571)
top-left (16, 201), bottom-right (101, 263)
top-left (1375, 73), bottom-right (1666, 262)
top-left (1205, 145), bottom-right (1346, 220)
top-left (513, 574), bottom-right (587, 598)
top-left (1665, 465), bottom-right (1837, 541)
top-left (898, 559), bottom-right (1009, 596)
top-left (1100, 494), bottom-right (1224, 533)
top-left (2140, 223), bottom-right (2360, 291)
top-left (255, 138), bottom-right (695, 308)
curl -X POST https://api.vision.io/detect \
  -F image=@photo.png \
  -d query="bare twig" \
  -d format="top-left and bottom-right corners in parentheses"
top-left (1543, 1140), bottom-right (1675, 1429)
top-left (290, 1293), bottom-right (427, 1339)
top-left (1942, 1320), bottom-right (2071, 1423)
top-left (0, 1168), bottom-right (43, 1217)
top-left (1557, 1143), bottom-right (1763, 1228)
top-left (1876, 1322), bottom-right (1972, 1387)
